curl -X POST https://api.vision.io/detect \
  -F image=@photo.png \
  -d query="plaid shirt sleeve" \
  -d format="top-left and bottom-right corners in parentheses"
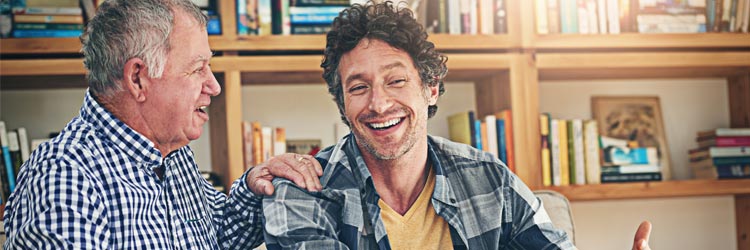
top-left (262, 178), bottom-right (351, 250)
top-left (4, 161), bottom-right (110, 249)
top-left (209, 170), bottom-right (266, 249)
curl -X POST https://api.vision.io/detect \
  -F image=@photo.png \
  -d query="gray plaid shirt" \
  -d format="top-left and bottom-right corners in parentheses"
top-left (263, 134), bottom-right (575, 249)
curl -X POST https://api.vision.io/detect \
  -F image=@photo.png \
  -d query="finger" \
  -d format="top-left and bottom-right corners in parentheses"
top-left (299, 155), bottom-right (323, 191)
top-left (247, 166), bottom-right (276, 196)
top-left (283, 154), bottom-right (319, 192)
top-left (270, 154), bottom-right (310, 189)
top-left (632, 221), bottom-right (652, 250)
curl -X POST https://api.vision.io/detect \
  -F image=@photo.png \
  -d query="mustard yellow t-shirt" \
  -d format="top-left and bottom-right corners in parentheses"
top-left (378, 168), bottom-right (453, 249)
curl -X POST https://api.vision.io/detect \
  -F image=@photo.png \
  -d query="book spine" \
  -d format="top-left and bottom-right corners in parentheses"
top-left (499, 110), bottom-right (515, 172)
top-left (17, 127), bottom-right (30, 162)
top-left (550, 119), bottom-right (562, 186)
top-left (601, 172), bottom-right (662, 183)
top-left (12, 14), bottom-right (84, 23)
top-left (597, 0), bottom-right (608, 33)
top-left (497, 119), bottom-right (508, 166)
top-left (12, 6), bottom-right (82, 15)
top-left (572, 119), bottom-right (586, 185)
top-left (713, 156), bottom-right (750, 165)
top-left (293, 0), bottom-right (349, 6)
top-left (494, 0), bottom-right (507, 33)
top-left (540, 114), bottom-right (552, 186)
top-left (536, 0), bottom-right (550, 34)
top-left (558, 120), bottom-right (570, 185)
top-left (290, 24), bottom-right (331, 34)
top-left (548, 0), bottom-right (561, 33)
top-left (583, 120), bottom-right (601, 184)
top-left (12, 29), bottom-right (82, 38)
top-left (13, 22), bottom-right (84, 30)
top-left (485, 115), bottom-right (499, 159)
top-left (0, 122), bottom-right (16, 191)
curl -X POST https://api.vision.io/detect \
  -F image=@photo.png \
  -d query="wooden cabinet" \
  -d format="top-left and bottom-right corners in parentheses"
top-left (2, 0), bottom-right (750, 247)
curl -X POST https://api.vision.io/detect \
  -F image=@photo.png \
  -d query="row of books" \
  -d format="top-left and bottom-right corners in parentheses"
top-left (447, 110), bottom-right (516, 173)
top-left (241, 121), bottom-right (287, 170)
top-left (536, 0), bottom-right (750, 35)
top-left (236, 0), bottom-right (510, 36)
top-left (690, 128), bottom-right (750, 179)
top-left (1, 0), bottom-right (220, 38)
top-left (0, 121), bottom-right (43, 205)
top-left (540, 114), bottom-right (665, 186)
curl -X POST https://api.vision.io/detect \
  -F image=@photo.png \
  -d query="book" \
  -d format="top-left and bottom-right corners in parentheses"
top-left (496, 119), bottom-right (508, 165)
top-left (12, 29), bottom-right (83, 38)
top-left (16, 127), bottom-right (29, 162)
top-left (583, 120), bottom-right (601, 184)
top-left (570, 119), bottom-right (585, 185)
top-left (698, 128), bottom-right (750, 138)
top-left (485, 114), bottom-right (499, 159)
top-left (13, 22), bottom-right (84, 30)
top-left (550, 119), bottom-right (562, 186)
top-left (473, 118), bottom-right (482, 150)
top-left (447, 111), bottom-right (473, 146)
top-left (251, 122), bottom-right (263, 166)
top-left (258, 0), bottom-right (272, 35)
top-left (558, 119), bottom-right (570, 185)
top-left (540, 113), bottom-right (552, 186)
top-left (292, 0), bottom-right (349, 6)
top-left (11, 6), bottom-right (82, 15)
top-left (496, 110), bottom-right (514, 172)
top-left (697, 136), bottom-right (750, 148)
top-left (261, 126), bottom-right (273, 161)
top-left (690, 156), bottom-right (750, 168)
top-left (291, 24), bottom-right (331, 34)
top-left (601, 172), bottom-right (662, 183)
top-left (536, 0), bottom-right (549, 34)
top-left (480, 121), bottom-right (488, 153)
top-left (12, 14), bottom-right (84, 23)
top-left (241, 121), bottom-right (254, 170)
top-left (693, 164), bottom-right (750, 179)
top-left (7, 131), bottom-right (22, 177)
top-left (273, 127), bottom-right (286, 157)
top-left (606, 0), bottom-right (620, 33)
top-left (604, 146), bottom-right (658, 165)
top-left (547, 0), bottom-right (561, 33)
top-left (601, 164), bottom-right (661, 174)
top-left (689, 146), bottom-right (750, 159)
top-left (494, 0), bottom-right (507, 33)
top-left (0, 121), bottom-right (16, 192)
top-left (237, 0), bottom-right (260, 35)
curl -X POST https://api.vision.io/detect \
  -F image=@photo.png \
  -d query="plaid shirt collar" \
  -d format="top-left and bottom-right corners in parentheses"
top-left (337, 134), bottom-right (459, 208)
top-left (81, 90), bottom-right (163, 167)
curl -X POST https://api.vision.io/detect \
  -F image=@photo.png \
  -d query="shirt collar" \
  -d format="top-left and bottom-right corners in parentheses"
top-left (340, 134), bottom-right (458, 207)
top-left (80, 89), bottom-right (163, 167)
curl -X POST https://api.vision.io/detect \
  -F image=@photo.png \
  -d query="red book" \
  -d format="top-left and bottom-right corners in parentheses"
top-left (697, 136), bottom-right (750, 148)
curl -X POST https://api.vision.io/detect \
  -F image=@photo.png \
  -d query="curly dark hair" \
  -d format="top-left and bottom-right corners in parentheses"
top-left (321, 1), bottom-right (448, 127)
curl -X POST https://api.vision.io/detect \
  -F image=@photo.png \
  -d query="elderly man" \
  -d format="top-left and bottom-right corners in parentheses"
top-left (262, 1), bottom-right (652, 250)
top-left (3, 0), bottom-right (320, 248)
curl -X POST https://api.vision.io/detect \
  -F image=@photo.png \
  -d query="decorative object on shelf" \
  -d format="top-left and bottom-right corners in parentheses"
top-left (286, 139), bottom-right (321, 156)
top-left (591, 96), bottom-right (672, 181)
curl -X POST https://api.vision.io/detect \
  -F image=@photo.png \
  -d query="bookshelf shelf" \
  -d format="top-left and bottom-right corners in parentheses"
top-left (542, 179), bottom-right (750, 201)
top-left (0, 37), bottom-right (82, 54)
top-left (534, 33), bottom-right (750, 50)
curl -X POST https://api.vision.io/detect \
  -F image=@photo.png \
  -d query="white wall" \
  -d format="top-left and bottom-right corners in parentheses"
top-left (0, 78), bottom-right (736, 249)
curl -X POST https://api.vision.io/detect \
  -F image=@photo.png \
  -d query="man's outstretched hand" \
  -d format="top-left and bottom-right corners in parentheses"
top-left (632, 221), bottom-right (652, 250)
top-left (246, 153), bottom-right (323, 196)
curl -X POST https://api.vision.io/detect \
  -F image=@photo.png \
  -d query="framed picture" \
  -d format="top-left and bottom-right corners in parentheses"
top-left (591, 96), bottom-right (672, 180)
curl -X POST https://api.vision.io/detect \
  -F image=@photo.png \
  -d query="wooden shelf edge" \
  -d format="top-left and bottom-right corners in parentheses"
top-left (537, 52), bottom-right (750, 69)
top-left (0, 58), bottom-right (85, 76)
top-left (535, 33), bottom-right (750, 49)
top-left (539, 179), bottom-right (750, 201)
top-left (1, 38), bottom-right (82, 54)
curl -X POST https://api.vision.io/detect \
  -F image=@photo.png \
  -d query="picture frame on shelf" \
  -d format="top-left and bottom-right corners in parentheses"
top-left (591, 96), bottom-right (672, 180)
top-left (286, 139), bottom-right (322, 156)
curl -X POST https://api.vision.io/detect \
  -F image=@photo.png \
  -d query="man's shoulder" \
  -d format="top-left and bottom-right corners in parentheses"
top-left (25, 116), bottom-right (102, 171)
top-left (428, 135), bottom-right (505, 169)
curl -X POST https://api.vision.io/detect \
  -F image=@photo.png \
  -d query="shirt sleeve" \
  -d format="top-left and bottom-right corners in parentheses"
top-left (262, 178), bottom-right (350, 250)
top-left (204, 170), bottom-right (266, 249)
top-left (504, 174), bottom-right (577, 250)
top-left (3, 162), bottom-right (110, 249)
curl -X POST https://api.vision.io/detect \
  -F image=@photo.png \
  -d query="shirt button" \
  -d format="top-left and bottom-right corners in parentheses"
top-left (450, 198), bottom-right (456, 203)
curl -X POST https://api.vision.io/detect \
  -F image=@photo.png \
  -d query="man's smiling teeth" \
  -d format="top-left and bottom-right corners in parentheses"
top-left (197, 106), bottom-right (207, 113)
top-left (369, 118), bottom-right (401, 129)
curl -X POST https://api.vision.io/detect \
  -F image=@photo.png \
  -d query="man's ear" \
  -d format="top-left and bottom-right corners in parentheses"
top-left (427, 83), bottom-right (439, 105)
top-left (122, 58), bottom-right (147, 102)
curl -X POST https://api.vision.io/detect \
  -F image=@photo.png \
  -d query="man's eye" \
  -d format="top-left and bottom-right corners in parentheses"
top-left (389, 79), bottom-right (406, 86)
top-left (348, 85), bottom-right (367, 94)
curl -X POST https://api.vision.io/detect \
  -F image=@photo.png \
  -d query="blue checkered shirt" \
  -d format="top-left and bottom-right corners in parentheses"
top-left (263, 134), bottom-right (575, 249)
top-left (3, 91), bottom-right (264, 249)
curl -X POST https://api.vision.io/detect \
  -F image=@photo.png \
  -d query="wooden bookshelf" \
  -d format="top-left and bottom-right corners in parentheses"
top-left (542, 179), bottom-right (750, 201)
top-left (534, 33), bottom-right (750, 50)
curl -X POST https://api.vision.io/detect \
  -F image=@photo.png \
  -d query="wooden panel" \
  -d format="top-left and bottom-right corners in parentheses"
top-left (729, 72), bottom-right (750, 128)
top-left (217, 0), bottom-right (237, 40)
top-left (537, 52), bottom-right (750, 69)
top-left (540, 67), bottom-right (750, 81)
top-left (210, 71), bottom-right (245, 191)
top-left (535, 33), bottom-right (750, 49)
top-left (0, 38), bottom-right (81, 54)
top-left (446, 53), bottom-right (512, 71)
top-left (0, 59), bottom-right (85, 76)
top-left (544, 179), bottom-right (750, 201)
top-left (509, 53), bottom-right (542, 189)
top-left (737, 195), bottom-right (750, 250)
top-left (474, 72), bottom-right (510, 118)
top-left (210, 55), bottom-right (322, 72)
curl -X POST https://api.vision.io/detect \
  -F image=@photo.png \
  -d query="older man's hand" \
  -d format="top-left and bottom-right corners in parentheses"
top-left (246, 153), bottom-right (323, 195)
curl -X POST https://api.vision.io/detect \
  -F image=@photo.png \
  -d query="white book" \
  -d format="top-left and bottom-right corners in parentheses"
top-left (16, 128), bottom-right (30, 162)
top-left (448, 0), bottom-right (461, 34)
top-left (536, 0), bottom-right (550, 34)
top-left (273, 127), bottom-right (286, 157)
top-left (470, 0), bottom-right (478, 34)
top-left (606, 0), bottom-right (620, 33)
top-left (587, 0), bottom-right (599, 33)
top-left (261, 126), bottom-right (273, 162)
top-left (736, 0), bottom-right (746, 32)
top-left (577, 0), bottom-right (590, 34)
top-left (550, 119), bottom-right (562, 186)
top-left (485, 115), bottom-right (499, 159)
top-left (571, 119), bottom-right (586, 185)
top-left (597, 0), bottom-right (608, 33)
top-left (583, 120), bottom-right (601, 184)
top-left (743, 0), bottom-right (750, 32)
top-left (480, 0), bottom-right (494, 34)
